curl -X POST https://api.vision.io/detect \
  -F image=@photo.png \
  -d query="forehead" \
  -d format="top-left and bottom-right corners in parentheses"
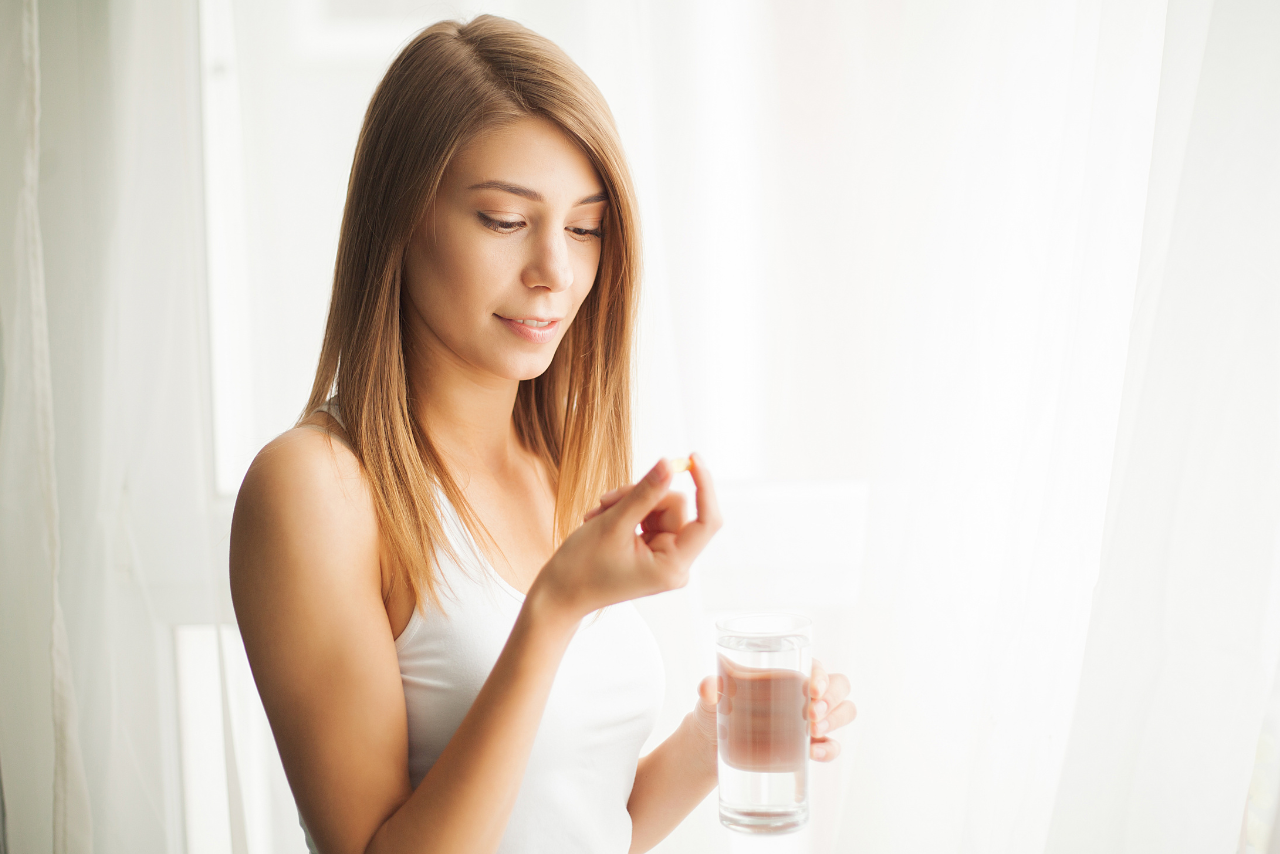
top-left (445, 115), bottom-right (604, 201)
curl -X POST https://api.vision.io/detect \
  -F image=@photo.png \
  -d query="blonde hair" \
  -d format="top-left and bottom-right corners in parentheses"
top-left (304, 15), bottom-right (640, 609)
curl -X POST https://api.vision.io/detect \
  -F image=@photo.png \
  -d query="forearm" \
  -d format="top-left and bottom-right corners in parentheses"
top-left (626, 713), bottom-right (718, 854)
top-left (367, 590), bottom-right (579, 854)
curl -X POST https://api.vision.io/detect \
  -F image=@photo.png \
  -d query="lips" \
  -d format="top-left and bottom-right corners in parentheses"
top-left (497, 315), bottom-right (561, 343)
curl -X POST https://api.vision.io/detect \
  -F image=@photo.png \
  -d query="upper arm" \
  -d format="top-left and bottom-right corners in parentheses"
top-left (230, 429), bottom-right (409, 854)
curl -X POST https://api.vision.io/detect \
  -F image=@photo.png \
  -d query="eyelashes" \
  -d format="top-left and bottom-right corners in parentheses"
top-left (477, 212), bottom-right (602, 240)
top-left (478, 212), bottom-right (523, 233)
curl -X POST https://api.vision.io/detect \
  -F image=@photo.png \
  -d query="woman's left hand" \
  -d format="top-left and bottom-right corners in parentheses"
top-left (805, 660), bottom-right (856, 761)
top-left (691, 660), bottom-right (856, 763)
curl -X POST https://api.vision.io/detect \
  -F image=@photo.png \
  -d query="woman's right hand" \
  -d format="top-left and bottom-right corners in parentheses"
top-left (530, 453), bottom-right (722, 620)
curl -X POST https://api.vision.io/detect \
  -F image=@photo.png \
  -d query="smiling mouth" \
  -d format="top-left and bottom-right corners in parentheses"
top-left (498, 315), bottom-right (561, 327)
top-left (496, 315), bottom-right (562, 342)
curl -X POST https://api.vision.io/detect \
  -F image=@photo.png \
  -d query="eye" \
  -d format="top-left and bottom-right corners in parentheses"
top-left (478, 212), bottom-right (524, 233)
top-left (567, 225), bottom-right (603, 241)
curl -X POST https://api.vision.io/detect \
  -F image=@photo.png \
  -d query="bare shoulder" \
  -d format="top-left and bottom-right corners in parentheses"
top-left (236, 418), bottom-right (370, 524)
top-left (229, 421), bottom-right (385, 650)
top-left (230, 423), bottom-right (413, 853)
top-left (231, 422), bottom-right (377, 577)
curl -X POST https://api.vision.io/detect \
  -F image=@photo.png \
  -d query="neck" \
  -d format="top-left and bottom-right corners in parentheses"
top-left (408, 334), bottom-right (524, 475)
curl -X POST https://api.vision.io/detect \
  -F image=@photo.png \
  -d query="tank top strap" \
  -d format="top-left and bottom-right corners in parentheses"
top-left (312, 396), bottom-right (344, 429)
top-left (302, 397), bottom-right (352, 450)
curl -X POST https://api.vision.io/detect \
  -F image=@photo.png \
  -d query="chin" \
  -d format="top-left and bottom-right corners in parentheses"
top-left (518, 361), bottom-right (557, 382)
top-left (499, 353), bottom-right (558, 382)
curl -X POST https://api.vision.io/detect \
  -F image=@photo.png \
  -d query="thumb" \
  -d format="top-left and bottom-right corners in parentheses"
top-left (689, 675), bottom-right (721, 748)
top-left (604, 459), bottom-right (673, 529)
top-left (697, 675), bottom-right (721, 713)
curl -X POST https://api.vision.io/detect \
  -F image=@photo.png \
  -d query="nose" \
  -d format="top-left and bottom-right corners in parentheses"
top-left (522, 225), bottom-right (574, 293)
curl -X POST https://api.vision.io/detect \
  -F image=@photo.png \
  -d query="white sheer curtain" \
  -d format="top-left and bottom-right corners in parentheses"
top-left (2, 1), bottom-right (1277, 853)
top-left (2, 0), bottom-right (238, 851)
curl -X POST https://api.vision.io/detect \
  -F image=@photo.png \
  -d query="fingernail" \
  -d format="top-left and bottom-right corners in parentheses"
top-left (816, 719), bottom-right (829, 735)
top-left (813, 700), bottom-right (828, 718)
top-left (813, 745), bottom-right (827, 760)
top-left (648, 458), bottom-right (670, 482)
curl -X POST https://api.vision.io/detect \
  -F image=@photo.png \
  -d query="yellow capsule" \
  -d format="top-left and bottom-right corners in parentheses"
top-left (669, 456), bottom-right (693, 473)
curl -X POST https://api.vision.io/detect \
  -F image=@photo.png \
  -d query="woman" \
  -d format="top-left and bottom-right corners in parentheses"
top-left (230, 15), bottom-right (855, 854)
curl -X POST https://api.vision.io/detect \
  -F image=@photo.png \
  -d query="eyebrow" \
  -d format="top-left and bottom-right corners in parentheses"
top-left (467, 180), bottom-right (608, 207)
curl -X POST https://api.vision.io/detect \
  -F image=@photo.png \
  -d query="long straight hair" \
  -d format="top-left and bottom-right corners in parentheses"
top-left (304, 15), bottom-right (640, 610)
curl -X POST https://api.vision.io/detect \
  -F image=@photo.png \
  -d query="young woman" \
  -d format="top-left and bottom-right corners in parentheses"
top-left (230, 15), bottom-right (855, 854)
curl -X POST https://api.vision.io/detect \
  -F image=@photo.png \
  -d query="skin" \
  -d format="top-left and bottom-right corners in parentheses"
top-left (230, 116), bottom-right (855, 854)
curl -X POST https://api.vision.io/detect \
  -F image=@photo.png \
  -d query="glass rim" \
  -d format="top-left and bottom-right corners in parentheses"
top-left (715, 612), bottom-right (813, 638)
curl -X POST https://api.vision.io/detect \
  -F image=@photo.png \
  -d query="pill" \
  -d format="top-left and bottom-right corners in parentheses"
top-left (669, 456), bottom-right (693, 473)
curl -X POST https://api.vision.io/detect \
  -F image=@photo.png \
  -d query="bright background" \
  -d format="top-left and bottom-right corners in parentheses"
top-left (2, 0), bottom-right (1279, 853)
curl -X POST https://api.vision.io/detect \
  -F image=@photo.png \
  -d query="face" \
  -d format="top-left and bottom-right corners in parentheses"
top-left (402, 115), bottom-right (607, 384)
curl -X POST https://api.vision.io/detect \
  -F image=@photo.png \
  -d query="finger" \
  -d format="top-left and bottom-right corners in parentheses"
top-left (810, 660), bottom-right (829, 700)
top-left (824, 673), bottom-right (851, 705)
top-left (717, 669), bottom-right (735, 713)
top-left (597, 485), bottom-right (628, 509)
top-left (673, 452), bottom-right (723, 553)
top-left (641, 491), bottom-right (688, 536)
top-left (642, 532), bottom-right (689, 590)
top-left (810, 737), bottom-right (841, 762)
top-left (697, 675), bottom-right (719, 711)
top-left (640, 525), bottom-right (678, 546)
top-left (584, 486), bottom-right (631, 522)
top-left (810, 700), bottom-right (857, 738)
top-left (605, 459), bottom-right (674, 530)
top-left (814, 696), bottom-right (855, 737)
top-left (640, 494), bottom-right (684, 534)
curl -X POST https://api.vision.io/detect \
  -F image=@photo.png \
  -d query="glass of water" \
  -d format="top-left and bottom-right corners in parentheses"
top-left (716, 613), bottom-right (813, 834)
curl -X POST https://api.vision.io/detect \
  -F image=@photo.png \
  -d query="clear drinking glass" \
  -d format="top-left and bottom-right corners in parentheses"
top-left (716, 613), bottom-right (813, 834)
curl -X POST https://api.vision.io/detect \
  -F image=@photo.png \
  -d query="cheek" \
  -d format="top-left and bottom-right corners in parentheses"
top-left (570, 247), bottom-right (602, 305)
top-left (413, 228), bottom-right (504, 324)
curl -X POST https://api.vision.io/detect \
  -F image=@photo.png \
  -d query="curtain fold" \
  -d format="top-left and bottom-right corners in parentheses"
top-left (1, 0), bottom-right (92, 851)
top-left (4, 0), bottom-right (219, 851)
top-left (1045, 0), bottom-right (1280, 850)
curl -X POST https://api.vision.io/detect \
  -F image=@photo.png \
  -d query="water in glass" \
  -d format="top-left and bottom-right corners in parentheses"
top-left (716, 619), bottom-right (811, 834)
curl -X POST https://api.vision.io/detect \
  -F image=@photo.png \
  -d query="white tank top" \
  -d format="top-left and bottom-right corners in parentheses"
top-left (301, 405), bottom-right (665, 853)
